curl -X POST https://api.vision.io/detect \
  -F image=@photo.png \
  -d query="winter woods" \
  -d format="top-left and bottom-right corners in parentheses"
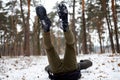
top-left (0, 0), bottom-right (120, 57)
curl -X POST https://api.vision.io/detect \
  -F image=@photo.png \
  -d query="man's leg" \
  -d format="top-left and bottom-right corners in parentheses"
top-left (63, 30), bottom-right (78, 72)
top-left (57, 3), bottom-right (78, 72)
top-left (43, 32), bottom-right (62, 73)
top-left (36, 6), bottom-right (62, 73)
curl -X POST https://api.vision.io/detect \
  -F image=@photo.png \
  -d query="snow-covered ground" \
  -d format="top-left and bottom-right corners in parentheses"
top-left (0, 53), bottom-right (120, 80)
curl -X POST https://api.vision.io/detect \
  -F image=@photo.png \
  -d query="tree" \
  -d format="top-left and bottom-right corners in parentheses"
top-left (20, 0), bottom-right (30, 56)
top-left (85, 0), bottom-right (107, 53)
top-left (111, 0), bottom-right (120, 53)
top-left (0, 0), bottom-right (22, 56)
top-left (101, 0), bottom-right (115, 53)
top-left (68, 0), bottom-right (78, 55)
top-left (0, 31), bottom-right (2, 58)
top-left (81, 0), bottom-right (88, 54)
top-left (32, 16), bottom-right (41, 55)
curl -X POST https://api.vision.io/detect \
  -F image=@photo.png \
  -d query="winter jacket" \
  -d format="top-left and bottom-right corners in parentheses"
top-left (45, 59), bottom-right (92, 80)
top-left (48, 68), bottom-right (81, 80)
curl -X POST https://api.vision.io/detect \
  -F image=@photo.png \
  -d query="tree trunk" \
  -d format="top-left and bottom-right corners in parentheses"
top-left (71, 0), bottom-right (78, 55)
top-left (20, 0), bottom-right (30, 56)
top-left (10, 14), bottom-right (18, 56)
top-left (0, 32), bottom-right (2, 58)
top-left (101, 0), bottom-right (115, 53)
top-left (25, 0), bottom-right (30, 56)
top-left (97, 28), bottom-right (103, 53)
top-left (33, 16), bottom-right (41, 55)
top-left (37, 19), bottom-right (41, 55)
top-left (36, 17), bottom-right (41, 55)
top-left (57, 31), bottom-right (61, 54)
top-left (3, 34), bottom-right (5, 56)
top-left (36, 33), bottom-right (41, 55)
top-left (33, 17), bottom-right (37, 55)
top-left (106, 16), bottom-right (115, 53)
top-left (111, 0), bottom-right (120, 53)
top-left (105, 11), bottom-right (115, 53)
top-left (82, 0), bottom-right (88, 54)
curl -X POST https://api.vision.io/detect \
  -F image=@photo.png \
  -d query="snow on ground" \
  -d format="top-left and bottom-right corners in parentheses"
top-left (0, 53), bottom-right (120, 80)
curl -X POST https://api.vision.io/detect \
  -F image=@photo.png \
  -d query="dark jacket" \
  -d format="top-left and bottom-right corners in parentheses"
top-left (45, 59), bottom-right (92, 80)
top-left (48, 68), bottom-right (81, 80)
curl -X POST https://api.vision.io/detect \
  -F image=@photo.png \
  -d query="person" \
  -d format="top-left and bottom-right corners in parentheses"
top-left (36, 3), bottom-right (92, 80)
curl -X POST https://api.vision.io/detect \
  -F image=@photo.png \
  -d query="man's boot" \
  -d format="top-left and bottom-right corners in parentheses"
top-left (78, 59), bottom-right (93, 70)
top-left (57, 3), bottom-right (69, 32)
top-left (36, 6), bottom-right (51, 32)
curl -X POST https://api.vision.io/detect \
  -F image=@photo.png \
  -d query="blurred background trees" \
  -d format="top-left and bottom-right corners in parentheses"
top-left (0, 0), bottom-right (120, 57)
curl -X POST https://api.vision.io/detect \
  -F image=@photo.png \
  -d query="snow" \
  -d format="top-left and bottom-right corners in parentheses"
top-left (0, 53), bottom-right (120, 80)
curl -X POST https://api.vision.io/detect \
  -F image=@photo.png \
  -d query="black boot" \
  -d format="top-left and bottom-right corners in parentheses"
top-left (36, 6), bottom-right (51, 32)
top-left (57, 3), bottom-right (69, 32)
top-left (78, 59), bottom-right (93, 70)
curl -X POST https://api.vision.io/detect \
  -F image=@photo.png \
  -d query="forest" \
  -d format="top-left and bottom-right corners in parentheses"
top-left (0, 0), bottom-right (120, 57)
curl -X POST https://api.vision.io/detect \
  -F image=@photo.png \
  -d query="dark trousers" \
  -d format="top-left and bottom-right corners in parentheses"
top-left (43, 30), bottom-right (77, 74)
